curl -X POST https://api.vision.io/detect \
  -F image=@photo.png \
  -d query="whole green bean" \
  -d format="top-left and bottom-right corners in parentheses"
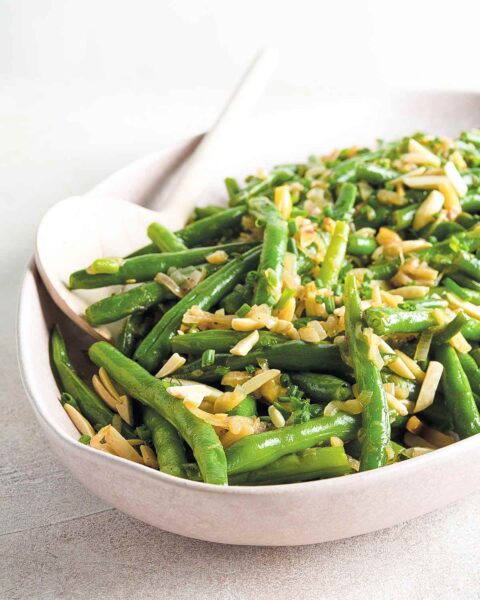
top-left (128, 206), bottom-right (247, 258)
top-left (344, 273), bottom-right (390, 471)
top-left (50, 327), bottom-right (135, 437)
top-left (147, 222), bottom-right (188, 252)
top-left (171, 330), bottom-right (285, 355)
top-left (185, 446), bottom-right (351, 485)
top-left (365, 307), bottom-right (436, 336)
top-left (225, 412), bottom-right (360, 475)
top-left (290, 373), bottom-right (352, 403)
top-left (85, 264), bottom-right (216, 326)
top-left (142, 406), bottom-right (188, 478)
top-left (248, 197), bottom-right (288, 306)
top-left (316, 220), bottom-right (350, 288)
top-left (134, 247), bottom-right (261, 372)
top-left (176, 341), bottom-right (347, 382)
top-left (331, 182), bottom-right (357, 221)
top-left (89, 342), bottom-right (228, 485)
top-left (70, 241), bottom-right (255, 289)
top-left (179, 205), bottom-right (247, 246)
top-left (434, 345), bottom-right (480, 438)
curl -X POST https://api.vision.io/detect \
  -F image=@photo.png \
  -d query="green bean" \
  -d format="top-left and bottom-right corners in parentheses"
top-left (461, 192), bottom-right (480, 213)
top-left (231, 447), bottom-right (350, 485)
top-left (116, 312), bottom-right (150, 357)
top-left (420, 397), bottom-right (453, 432)
top-left (366, 258), bottom-right (401, 280)
top-left (365, 307), bottom-right (436, 336)
top-left (147, 222), bottom-right (188, 252)
top-left (134, 247), bottom-right (261, 372)
top-left (225, 412), bottom-right (360, 475)
top-left (449, 273), bottom-right (480, 293)
top-left (344, 273), bottom-right (390, 471)
top-left (89, 341), bottom-right (228, 484)
top-left (171, 330), bottom-right (285, 355)
top-left (176, 341), bottom-right (347, 383)
top-left (248, 197), bottom-right (288, 306)
top-left (462, 316), bottom-right (480, 341)
top-left (179, 205), bottom-right (247, 246)
top-left (219, 282), bottom-right (254, 314)
top-left (228, 395), bottom-right (257, 417)
top-left (389, 203), bottom-right (419, 230)
top-left (356, 163), bottom-right (398, 184)
top-left (128, 206), bottom-right (247, 258)
top-left (442, 278), bottom-right (480, 305)
top-left (457, 352), bottom-right (480, 400)
top-left (192, 205), bottom-right (224, 220)
top-left (70, 241), bottom-right (255, 289)
top-left (453, 250), bottom-right (480, 281)
top-left (85, 264), bottom-right (216, 326)
top-left (290, 373), bottom-right (352, 403)
top-left (230, 170), bottom-right (295, 206)
top-left (432, 312), bottom-right (469, 345)
top-left (225, 178), bottom-right (240, 202)
top-left (354, 203), bottom-right (391, 230)
top-left (331, 182), bottom-right (357, 221)
top-left (185, 446), bottom-right (351, 485)
top-left (142, 406), bottom-right (188, 478)
top-left (50, 327), bottom-right (135, 438)
top-left (316, 221), bottom-right (350, 288)
top-left (434, 345), bottom-right (480, 438)
top-left (347, 234), bottom-right (377, 256)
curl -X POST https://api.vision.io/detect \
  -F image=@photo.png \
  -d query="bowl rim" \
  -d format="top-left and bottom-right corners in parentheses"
top-left (18, 91), bottom-right (480, 496)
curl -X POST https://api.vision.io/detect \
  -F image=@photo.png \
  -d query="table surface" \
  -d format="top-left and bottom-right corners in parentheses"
top-left (2, 1), bottom-right (480, 597)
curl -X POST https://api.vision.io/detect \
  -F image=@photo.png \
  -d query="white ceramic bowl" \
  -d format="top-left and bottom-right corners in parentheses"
top-left (18, 92), bottom-right (480, 545)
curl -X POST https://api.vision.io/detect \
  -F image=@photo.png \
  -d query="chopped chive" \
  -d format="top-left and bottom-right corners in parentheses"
top-left (287, 237), bottom-right (298, 254)
top-left (275, 288), bottom-right (295, 310)
top-left (288, 219), bottom-right (298, 235)
top-left (78, 434), bottom-right (91, 445)
top-left (214, 366), bottom-right (230, 376)
top-left (324, 295), bottom-right (335, 313)
top-left (201, 349), bottom-right (216, 368)
top-left (236, 303), bottom-right (251, 317)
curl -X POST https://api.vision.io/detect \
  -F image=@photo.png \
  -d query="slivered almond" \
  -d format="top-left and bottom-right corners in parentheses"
top-left (64, 404), bottom-right (96, 437)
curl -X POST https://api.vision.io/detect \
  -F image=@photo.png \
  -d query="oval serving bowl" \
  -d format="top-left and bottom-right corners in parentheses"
top-left (18, 92), bottom-right (480, 546)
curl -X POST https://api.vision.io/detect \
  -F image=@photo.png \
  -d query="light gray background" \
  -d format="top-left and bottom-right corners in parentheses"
top-left (2, 1), bottom-right (480, 598)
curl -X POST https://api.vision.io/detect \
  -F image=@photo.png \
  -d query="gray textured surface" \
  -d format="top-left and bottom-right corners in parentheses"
top-left (3, 1), bottom-right (480, 593)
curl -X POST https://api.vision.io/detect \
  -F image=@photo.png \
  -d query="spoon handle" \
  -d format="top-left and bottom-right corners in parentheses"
top-left (162, 48), bottom-right (279, 212)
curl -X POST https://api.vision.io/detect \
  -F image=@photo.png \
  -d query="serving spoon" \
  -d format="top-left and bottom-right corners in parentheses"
top-left (35, 49), bottom-right (278, 341)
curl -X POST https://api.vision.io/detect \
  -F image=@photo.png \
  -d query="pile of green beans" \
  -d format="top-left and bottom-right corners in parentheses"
top-left (51, 128), bottom-right (480, 486)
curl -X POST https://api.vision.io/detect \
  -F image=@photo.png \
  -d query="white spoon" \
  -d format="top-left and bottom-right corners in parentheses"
top-left (35, 49), bottom-right (278, 341)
